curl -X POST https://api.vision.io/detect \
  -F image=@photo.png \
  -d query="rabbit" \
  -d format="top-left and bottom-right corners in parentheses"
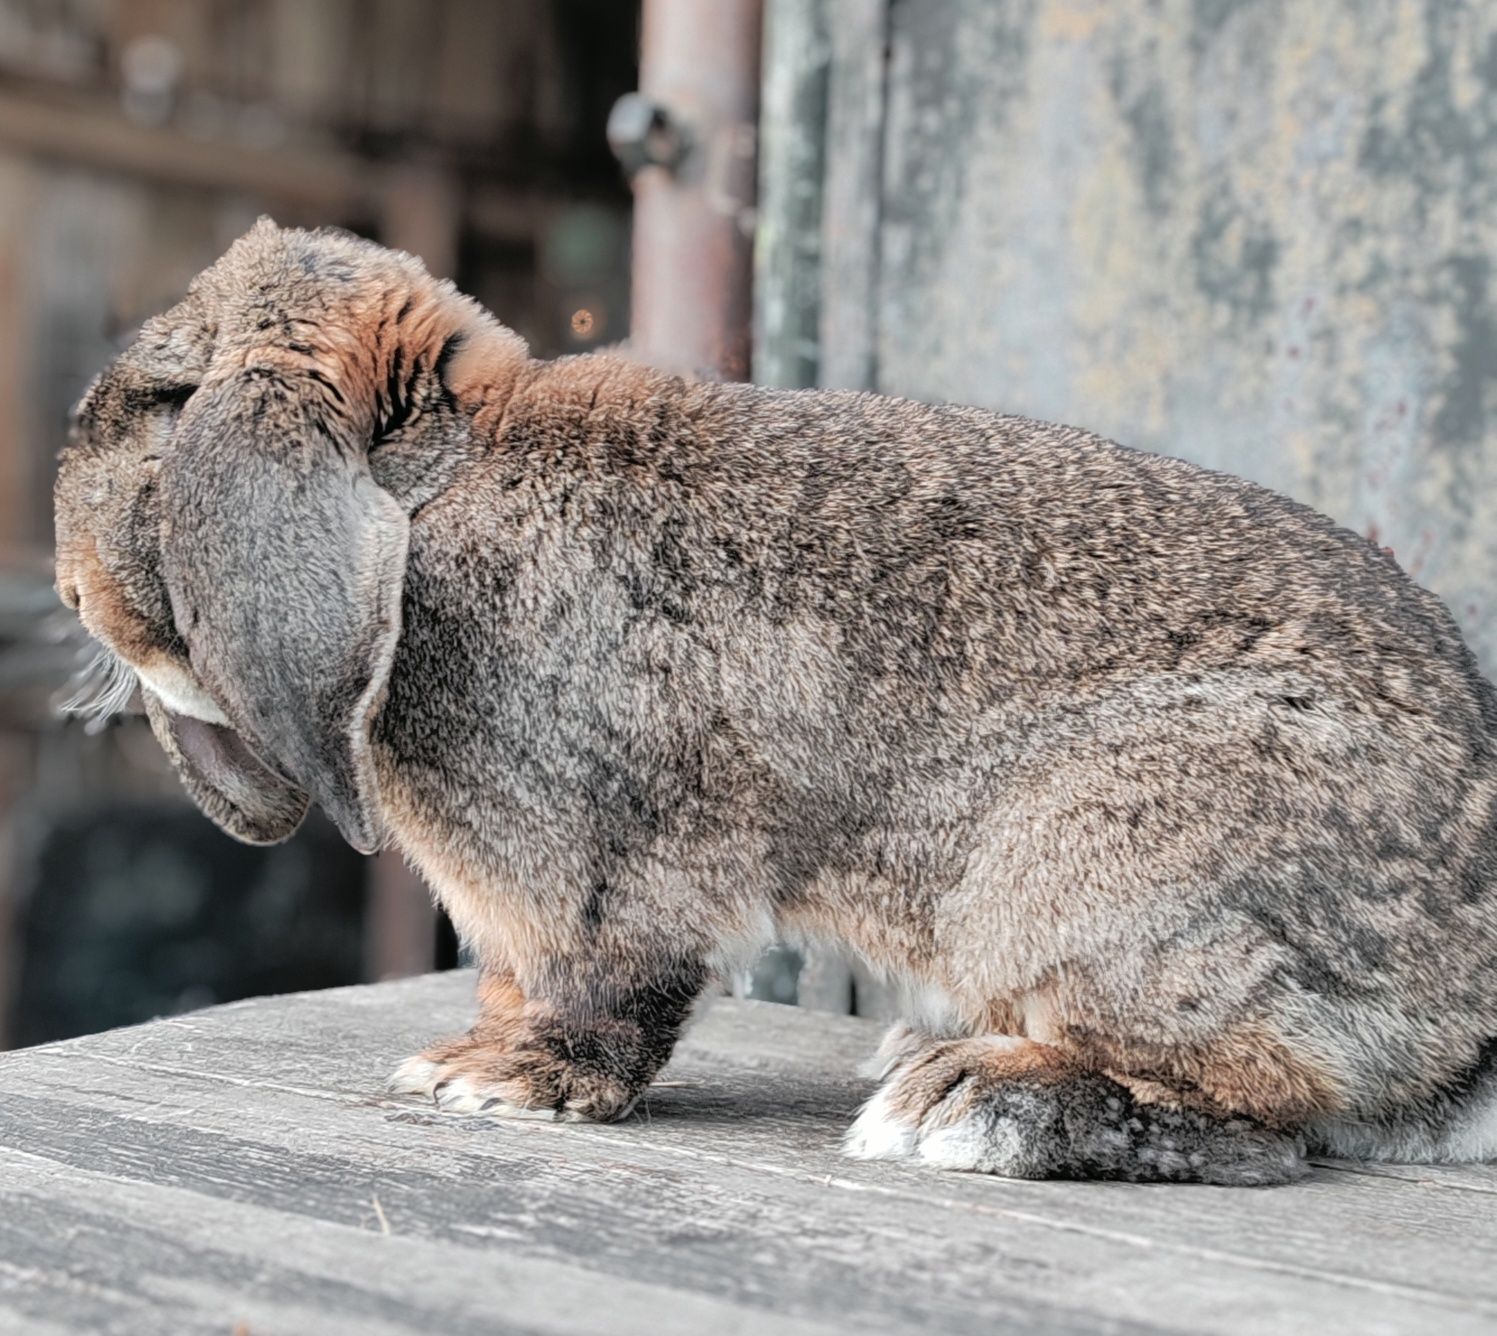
top-left (54, 218), bottom-right (1497, 1186)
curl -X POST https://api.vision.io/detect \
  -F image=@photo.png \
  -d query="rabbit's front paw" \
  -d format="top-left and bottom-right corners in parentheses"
top-left (388, 1037), bottom-right (641, 1123)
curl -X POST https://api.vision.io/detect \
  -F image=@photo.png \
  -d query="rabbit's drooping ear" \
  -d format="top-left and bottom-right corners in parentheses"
top-left (158, 364), bottom-right (409, 854)
top-left (142, 690), bottom-right (310, 845)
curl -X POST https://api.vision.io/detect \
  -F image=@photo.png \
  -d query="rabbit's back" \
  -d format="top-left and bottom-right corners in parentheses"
top-left (709, 382), bottom-right (1497, 1147)
top-left (696, 381), bottom-right (1490, 724)
top-left (377, 358), bottom-right (1497, 1158)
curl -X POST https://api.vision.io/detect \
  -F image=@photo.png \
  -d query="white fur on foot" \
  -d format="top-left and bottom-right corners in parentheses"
top-left (843, 1084), bottom-right (919, 1160)
top-left (845, 1085), bottom-right (1048, 1177)
top-left (1440, 1094), bottom-right (1497, 1162)
top-left (844, 1035), bottom-right (1046, 1173)
top-left (388, 1055), bottom-right (441, 1097)
top-left (1309, 1087), bottom-right (1497, 1164)
top-left (437, 1075), bottom-right (563, 1121)
top-left (387, 1056), bottom-right (576, 1122)
top-left (917, 1110), bottom-right (1026, 1174)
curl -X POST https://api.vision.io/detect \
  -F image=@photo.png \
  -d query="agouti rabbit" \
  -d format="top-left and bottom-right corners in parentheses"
top-left (54, 221), bottom-right (1497, 1185)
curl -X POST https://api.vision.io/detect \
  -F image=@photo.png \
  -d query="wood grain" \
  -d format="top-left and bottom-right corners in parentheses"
top-left (0, 973), bottom-right (1492, 1335)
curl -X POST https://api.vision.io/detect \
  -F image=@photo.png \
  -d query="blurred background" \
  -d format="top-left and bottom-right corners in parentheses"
top-left (3, 0), bottom-right (1496, 1044)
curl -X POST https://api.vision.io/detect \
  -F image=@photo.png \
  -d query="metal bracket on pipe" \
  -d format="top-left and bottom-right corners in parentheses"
top-left (607, 93), bottom-right (690, 178)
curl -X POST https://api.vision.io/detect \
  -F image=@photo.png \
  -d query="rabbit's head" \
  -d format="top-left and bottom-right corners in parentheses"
top-left (55, 219), bottom-right (527, 851)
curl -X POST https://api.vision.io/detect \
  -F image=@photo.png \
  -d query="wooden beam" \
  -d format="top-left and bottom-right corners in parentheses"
top-left (0, 84), bottom-right (554, 243)
top-left (378, 160), bottom-right (461, 279)
top-left (818, 0), bottom-right (889, 392)
top-left (0, 734), bottom-right (24, 1049)
top-left (0, 154), bottom-right (33, 548)
top-left (627, 0), bottom-right (763, 379)
top-left (754, 0), bottom-right (831, 389)
top-left (0, 86), bottom-right (369, 214)
top-left (0, 153), bottom-right (36, 1050)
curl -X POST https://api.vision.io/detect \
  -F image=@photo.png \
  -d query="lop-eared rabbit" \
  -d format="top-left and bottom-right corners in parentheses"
top-left (54, 221), bottom-right (1497, 1185)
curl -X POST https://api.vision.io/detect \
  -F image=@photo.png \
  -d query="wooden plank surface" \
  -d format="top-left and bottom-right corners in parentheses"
top-left (0, 973), bottom-right (1493, 1335)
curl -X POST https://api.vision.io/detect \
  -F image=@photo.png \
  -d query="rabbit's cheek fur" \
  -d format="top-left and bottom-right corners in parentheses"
top-left (134, 661), bottom-right (230, 726)
top-left (61, 538), bottom-right (176, 674)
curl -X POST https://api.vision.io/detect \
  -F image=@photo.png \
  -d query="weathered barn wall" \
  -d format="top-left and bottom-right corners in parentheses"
top-left (761, 0), bottom-right (1497, 671)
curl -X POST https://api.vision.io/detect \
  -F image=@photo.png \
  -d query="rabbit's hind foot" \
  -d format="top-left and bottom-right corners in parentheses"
top-left (844, 1033), bottom-right (1306, 1186)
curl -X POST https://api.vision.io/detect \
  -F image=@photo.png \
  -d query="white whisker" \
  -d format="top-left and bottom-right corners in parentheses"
top-left (57, 643), bottom-right (139, 734)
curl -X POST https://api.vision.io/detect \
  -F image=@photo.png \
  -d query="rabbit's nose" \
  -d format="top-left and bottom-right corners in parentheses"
top-left (57, 579), bottom-right (80, 611)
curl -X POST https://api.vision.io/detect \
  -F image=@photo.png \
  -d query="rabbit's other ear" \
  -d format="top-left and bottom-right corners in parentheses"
top-left (142, 689), bottom-right (310, 845)
top-left (158, 364), bottom-right (409, 854)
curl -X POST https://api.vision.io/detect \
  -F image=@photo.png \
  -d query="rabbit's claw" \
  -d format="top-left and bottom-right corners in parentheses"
top-left (387, 1038), bottom-right (639, 1124)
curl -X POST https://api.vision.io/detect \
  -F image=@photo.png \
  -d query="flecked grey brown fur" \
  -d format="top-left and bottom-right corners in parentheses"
top-left (53, 222), bottom-right (1497, 1184)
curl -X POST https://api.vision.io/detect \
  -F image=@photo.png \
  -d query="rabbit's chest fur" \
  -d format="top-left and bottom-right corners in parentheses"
top-left (366, 360), bottom-right (1497, 1126)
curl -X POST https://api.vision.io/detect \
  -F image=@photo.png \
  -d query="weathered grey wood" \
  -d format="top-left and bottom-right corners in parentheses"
top-left (816, 0), bottom-right (888, 393)
top-left (753, 0), bottom-right (831, 389)
top-left (1, 974), bottom-right (1495, 1335)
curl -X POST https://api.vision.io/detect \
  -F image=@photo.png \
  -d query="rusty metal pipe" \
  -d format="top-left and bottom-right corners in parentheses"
top-left (612, 0), bottom-right (763, 380)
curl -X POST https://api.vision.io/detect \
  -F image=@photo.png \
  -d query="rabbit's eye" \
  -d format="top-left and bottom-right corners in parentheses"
top-left (123, 383), bottom-right (196, 414)
top-left (154, 384), bottom-right (196, 409)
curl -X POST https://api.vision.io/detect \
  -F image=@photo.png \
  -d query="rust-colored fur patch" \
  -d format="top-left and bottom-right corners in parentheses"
top-left (1064, 1023), bottom-right (1345, 1127)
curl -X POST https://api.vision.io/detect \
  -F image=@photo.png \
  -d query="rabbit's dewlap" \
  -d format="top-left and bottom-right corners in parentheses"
top-left (55, 221), bottom-right (1497, 1184)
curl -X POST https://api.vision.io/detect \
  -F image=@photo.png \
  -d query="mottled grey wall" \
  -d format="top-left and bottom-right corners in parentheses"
top-left (771, 0), bottom-right (1497, 671)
